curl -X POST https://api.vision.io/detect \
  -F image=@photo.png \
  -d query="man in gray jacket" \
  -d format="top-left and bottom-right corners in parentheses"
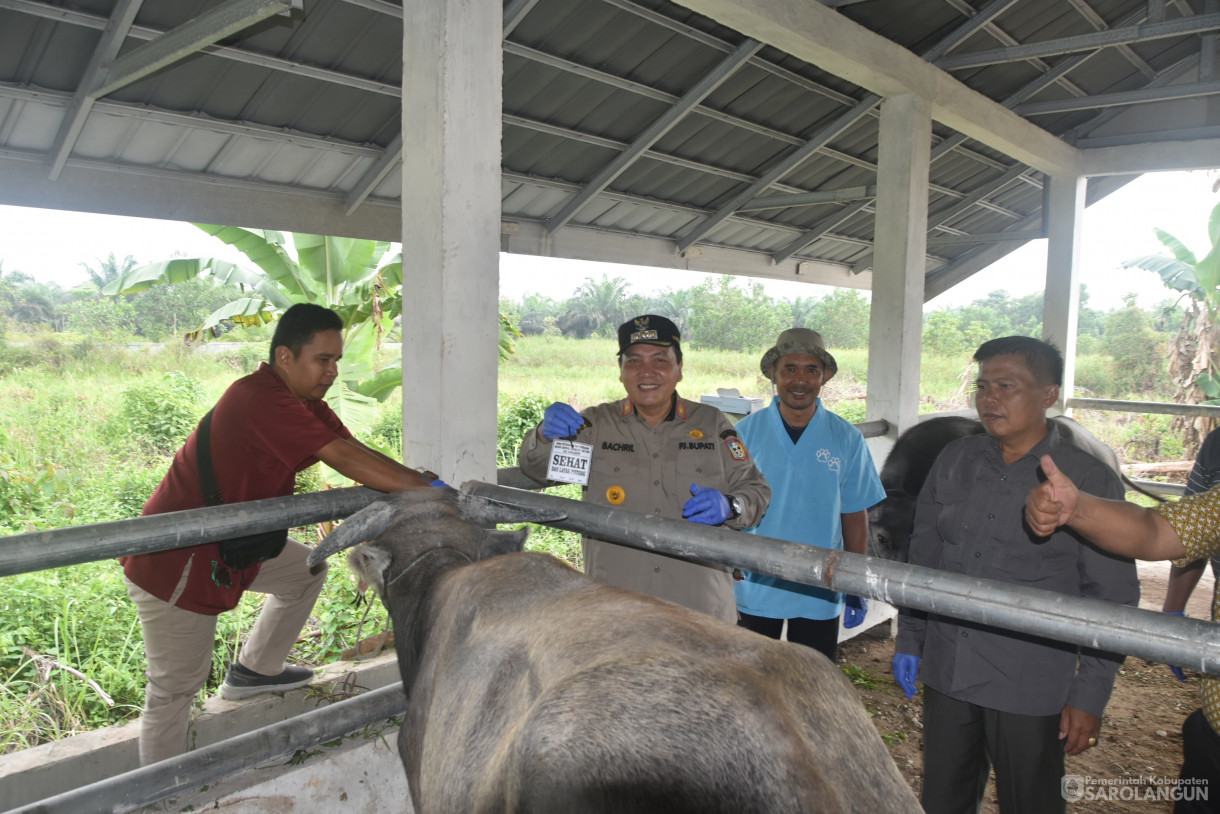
top-left (518, 314), bottom-right (770, 623)
top-left (892, 336), bottom-right (1139, 814)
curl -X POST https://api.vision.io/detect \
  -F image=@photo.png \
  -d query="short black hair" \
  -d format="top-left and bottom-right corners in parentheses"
top-left (973, 336), bottom-right (1063, 386)
top-left (269, 303), bottom-right (344, 364)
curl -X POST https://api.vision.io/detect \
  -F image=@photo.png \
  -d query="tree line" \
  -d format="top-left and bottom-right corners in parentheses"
top-left (1, 255), bottom-right (1182, 399)
top-left (500, 273), bottom-right (1180, 384)
top-left (0, 254), bottom-right (238, 344)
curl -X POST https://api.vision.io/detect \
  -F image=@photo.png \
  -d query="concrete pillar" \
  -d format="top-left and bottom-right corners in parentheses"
top-left (865, 94), bottom-right (931, 461)
top-left (1042, 172), bottom-right (1085, 414)
top-left (399, 0), bottom-right (502, 484)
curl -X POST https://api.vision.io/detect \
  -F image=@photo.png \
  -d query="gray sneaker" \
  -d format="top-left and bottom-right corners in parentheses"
top-left (220, 662), bottom-right (314, 700)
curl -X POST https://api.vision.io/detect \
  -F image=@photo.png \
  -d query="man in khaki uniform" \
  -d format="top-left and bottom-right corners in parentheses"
top-left (518, 314), bottom-right (770, 622)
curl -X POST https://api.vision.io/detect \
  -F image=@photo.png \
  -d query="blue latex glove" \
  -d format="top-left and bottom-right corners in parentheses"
top-left (1165, 611), bottom-right (1187, 681)
top-left (892, 653), bottom-right (920, 699)
top-left (682, 483), bottom-right (731, 525)
top-left (541, 402), bottom-right (585, 441)
top-left (843, 595), bottom-right (868, 629)
top-left (429, 478), bottom-right (450, 488)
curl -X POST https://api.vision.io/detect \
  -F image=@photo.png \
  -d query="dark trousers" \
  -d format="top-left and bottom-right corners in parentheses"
top-left (737, 612), bottom-right (839, 661)
top-left (921, 686), bottom-right (1065, 814)
top-left (1177, 708), bottom-right (1220, 813)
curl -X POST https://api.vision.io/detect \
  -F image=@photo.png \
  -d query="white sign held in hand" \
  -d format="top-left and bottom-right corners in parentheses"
top-left (546, 440), bottom-right (593, 485)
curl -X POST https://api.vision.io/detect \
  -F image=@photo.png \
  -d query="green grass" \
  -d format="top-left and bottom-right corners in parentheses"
top-left (0, 333), bottom-right (1201, 752)
top-left (840, 661), bottom-right (882, 691)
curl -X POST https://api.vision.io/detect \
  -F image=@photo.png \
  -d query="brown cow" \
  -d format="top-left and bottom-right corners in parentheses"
top-left (308, 488), bottom-right (921, 814)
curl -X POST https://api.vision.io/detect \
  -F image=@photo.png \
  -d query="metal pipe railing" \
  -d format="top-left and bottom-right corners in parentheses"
top-left (1069, 396), bottom-right (1220, 419)
top-left (7, 685), bottom-right (406, 814)
top-left (0, 471), bottom-right (555, 577)
top-left (464, 481), bottom-right (1220, 675)
top-left (5, 477), bottom-right (1218, 672)
top-left (0, 487), bottom-right (382, 578)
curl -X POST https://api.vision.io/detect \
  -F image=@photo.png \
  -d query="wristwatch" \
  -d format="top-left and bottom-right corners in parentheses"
top-left (727, 494), bottom-right (743, 520)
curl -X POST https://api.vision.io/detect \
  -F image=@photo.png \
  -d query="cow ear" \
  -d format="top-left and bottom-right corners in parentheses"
top-left (347, 545), bottom-right (393, 596)
top-left (480, 528), bottom-right (529, 559)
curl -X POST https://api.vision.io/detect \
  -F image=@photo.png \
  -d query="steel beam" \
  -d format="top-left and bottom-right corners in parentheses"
top-left (771, 199), bottom-right (871, 264)
top-left (1067, 0), bottom-right (1156, 78)
top-left (925, 229), bottom-right (1043, 246)
top-left (345, 0), bottom-right (538, 216)
top-left (96, 0), bottom-right (298, 97)
top-left (344, 133), bottom-right (401, 215)
top-left (739, 184), bottom-right (876, 211)
top-left (675, 94), bottom-right (880, 252)
top-left (670, 0), bottom-right (1044, 254)
top-left (1016, 79), bottom-right (1220, 116)
top-left (1068, 53), bottom-right (1198, 139)
top-left (46, 0), bottom-right (143, 180)
top-left (0, 0), bottom-right (399, 97)
top-left (938, 0), bottom-right (1088, 97)
top-left (503, 0), bottom-right (541, 35)
top-left (935, 13), bottom-right (1220, 71)
top-left (545, 38), bottom-right (763, 234)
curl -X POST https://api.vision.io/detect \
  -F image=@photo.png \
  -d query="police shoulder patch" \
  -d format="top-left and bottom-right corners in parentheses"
top-left (724, 436), bottom-right (749, 462)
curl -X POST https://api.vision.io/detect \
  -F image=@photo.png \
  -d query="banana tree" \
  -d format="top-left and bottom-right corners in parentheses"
top-left (103, 226), bottom-right (402, 428)
top-left (1120, 200), bottom-right (1220, 451)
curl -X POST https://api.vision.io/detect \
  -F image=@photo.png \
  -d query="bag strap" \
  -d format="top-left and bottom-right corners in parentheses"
top-left (197, 408), bottom-right (224, 508)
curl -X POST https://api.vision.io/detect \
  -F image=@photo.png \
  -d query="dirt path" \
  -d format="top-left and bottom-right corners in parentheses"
top-left (841, 561), bottom-right (1213, 813)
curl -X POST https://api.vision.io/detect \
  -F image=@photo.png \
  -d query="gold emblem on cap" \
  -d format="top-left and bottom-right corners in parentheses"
top-left (690, 429), bottom-right (703, 439)
top-left (634, 316), bottom-right (649, 331)
top-left (606, 486), bottom-right (626, 505)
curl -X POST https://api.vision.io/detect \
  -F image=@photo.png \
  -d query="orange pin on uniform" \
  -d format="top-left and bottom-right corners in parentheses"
top-left (606, 486), bottom-right (626, 504)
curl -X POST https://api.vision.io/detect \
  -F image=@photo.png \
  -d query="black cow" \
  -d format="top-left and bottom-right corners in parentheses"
top-left (868, 415), bottom-right (1154, 562)
top-left (308, 489), bottom-right (922, 814)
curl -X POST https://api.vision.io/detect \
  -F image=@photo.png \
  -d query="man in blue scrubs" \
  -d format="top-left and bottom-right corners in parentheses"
top-left (734, 327), bottom-right (885, 660)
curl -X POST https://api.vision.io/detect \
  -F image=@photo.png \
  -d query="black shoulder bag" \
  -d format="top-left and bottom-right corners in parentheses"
top-left (197, 408), bottom-right (288, 571)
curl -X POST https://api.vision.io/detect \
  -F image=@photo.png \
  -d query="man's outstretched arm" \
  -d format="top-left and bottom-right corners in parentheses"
top-left (1024, 454), bottom-right (1185, 560)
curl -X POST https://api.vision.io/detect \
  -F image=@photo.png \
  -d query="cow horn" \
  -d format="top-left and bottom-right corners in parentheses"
top-left (455, 493), bottom-right (567, 526)
top-left (306, 496), bottom-right (402, 567)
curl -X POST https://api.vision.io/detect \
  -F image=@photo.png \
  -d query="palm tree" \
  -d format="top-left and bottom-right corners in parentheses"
top-left (787, 295), bottom-right (818, 329)
top-left (645, 288), bottom-right (696, 337)
top-left (81, 253), bottom-right (138, 295)
top-left (561, 275), bottom-right (634, 338)
top-left (1121, 200), bottom-right (1220, 451)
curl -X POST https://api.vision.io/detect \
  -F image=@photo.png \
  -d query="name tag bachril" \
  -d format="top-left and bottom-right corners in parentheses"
top-left (547, 440), bottom-right (593, 485)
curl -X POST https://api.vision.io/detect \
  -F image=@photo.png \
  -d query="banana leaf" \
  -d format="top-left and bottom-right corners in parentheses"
top-left (1120, 254), bottom-right (1201, 296)
top-left (190, 225), bottom-right (314, 301)
top-left (188, 297), bottom-right (276, 341)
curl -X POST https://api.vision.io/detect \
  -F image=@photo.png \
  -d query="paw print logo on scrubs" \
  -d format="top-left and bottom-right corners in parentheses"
top-left (816, 448), bottom-right (841, 472)
top-left (606, 485), bottom-right (626, 504)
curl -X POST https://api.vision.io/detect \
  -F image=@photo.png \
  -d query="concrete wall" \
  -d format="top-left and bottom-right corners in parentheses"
top-left (0, 652), bottom-right (407, 812)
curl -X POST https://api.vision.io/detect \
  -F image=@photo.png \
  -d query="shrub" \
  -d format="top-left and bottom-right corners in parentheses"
top-left (497, 393), bottom-right (551, 465)
top-left (828, 399), bottom-right (867, 424)
top-left (118, 372), bottom-right (207, 455)
top-left (74, 466), bottom-right (165, 524)
top-left (369, 404), bottom-right (404, 457)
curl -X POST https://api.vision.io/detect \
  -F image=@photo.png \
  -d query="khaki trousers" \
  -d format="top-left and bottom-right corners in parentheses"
top-left (124, 539), bottom-right (326, 766)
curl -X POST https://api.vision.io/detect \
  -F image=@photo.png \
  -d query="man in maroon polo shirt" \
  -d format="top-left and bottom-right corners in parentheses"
top-left (122, 303), bottom-right (442, 765)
